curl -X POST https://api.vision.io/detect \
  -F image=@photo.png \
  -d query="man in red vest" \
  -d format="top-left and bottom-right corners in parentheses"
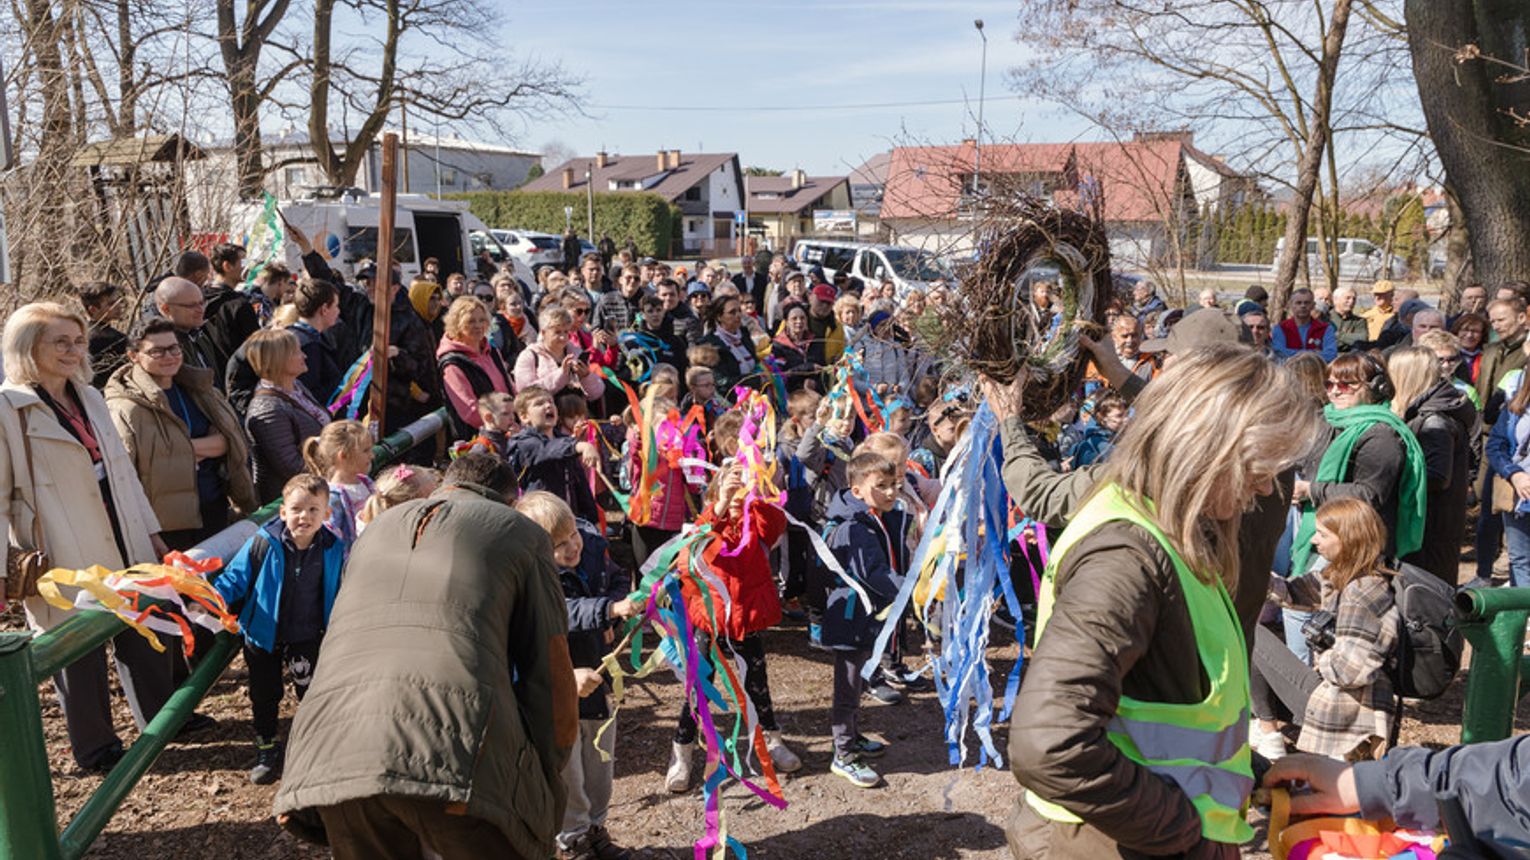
top-left (1272, 288), bottom-right (1336, 362)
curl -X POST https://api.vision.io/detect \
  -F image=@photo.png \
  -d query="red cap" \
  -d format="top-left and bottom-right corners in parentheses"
top-left (811, 284), bottom-right (838, 303)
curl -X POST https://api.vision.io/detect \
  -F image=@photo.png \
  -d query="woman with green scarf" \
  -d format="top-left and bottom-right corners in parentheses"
top-left (1290, 351), bottom-right (1429, 577)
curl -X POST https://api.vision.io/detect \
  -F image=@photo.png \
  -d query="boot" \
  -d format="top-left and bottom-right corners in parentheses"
top-left (763, 730), bottom-right (802, 773)
top-left (665, 740), bottom-right (695, 793)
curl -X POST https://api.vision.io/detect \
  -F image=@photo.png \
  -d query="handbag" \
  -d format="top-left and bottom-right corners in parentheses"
top-left (4, 404), bottom-right (50, 601)
top-left (1492, 474), bottom-right (1517, 514)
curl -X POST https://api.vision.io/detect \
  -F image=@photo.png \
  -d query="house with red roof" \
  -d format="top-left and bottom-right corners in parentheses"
top-left (519, 149), bottom-right (745, 255)
top-left (880, 132), bottom-right (1258, 268)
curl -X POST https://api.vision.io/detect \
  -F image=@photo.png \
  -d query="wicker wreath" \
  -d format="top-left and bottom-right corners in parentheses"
top-left (953, 199), bottom-right (1115, 421)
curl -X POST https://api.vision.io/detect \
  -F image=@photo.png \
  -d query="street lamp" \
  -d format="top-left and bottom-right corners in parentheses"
top-left (974, 18), bottom-right (987, 201)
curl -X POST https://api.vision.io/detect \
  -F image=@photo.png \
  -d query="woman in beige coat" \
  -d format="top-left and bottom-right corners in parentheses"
top-left (0, 302), bottom-right (176, 772)
top-left (105, 318), bottom-right (258, 550)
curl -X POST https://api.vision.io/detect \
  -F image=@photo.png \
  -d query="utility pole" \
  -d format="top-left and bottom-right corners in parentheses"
top-left (974, 18), bottom-right (987, 202)
top-left (369, 133), bottom-right (399, 431)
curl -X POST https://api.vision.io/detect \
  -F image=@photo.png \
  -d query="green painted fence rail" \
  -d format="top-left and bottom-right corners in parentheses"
top-left (1454, 585), bottom-right (1530, 744)
top-left (0, 410), bottom-right (444, 860)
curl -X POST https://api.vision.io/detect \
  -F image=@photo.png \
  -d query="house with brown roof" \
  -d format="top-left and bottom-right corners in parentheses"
top-left (880, 132), bottom-right (1258, 268)
top-left (519, 150), bottom-right (745, 256)
top-left (744, 170), bottom-right (850, 248)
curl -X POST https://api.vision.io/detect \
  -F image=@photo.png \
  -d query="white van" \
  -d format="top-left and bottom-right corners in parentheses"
top-left (791, 239), bottom-right (953, 297)
top-left (1270, 236), bottom-right (1404, 280)
top-left (234, 189), bottom-right (530, 286)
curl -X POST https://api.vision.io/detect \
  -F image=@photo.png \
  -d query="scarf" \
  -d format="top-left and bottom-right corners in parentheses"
top-left (716, 326), bottom-right (757, 373)
top-left (1290, 403), bottom-right (1428, 576)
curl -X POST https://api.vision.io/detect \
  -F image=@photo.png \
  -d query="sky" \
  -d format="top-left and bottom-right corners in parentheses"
top-left (508, 0), bottom-right (1090, 176)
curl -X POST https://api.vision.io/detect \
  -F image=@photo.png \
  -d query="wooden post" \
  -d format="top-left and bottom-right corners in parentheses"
top-left (369, 133), bottom-right (399, 431)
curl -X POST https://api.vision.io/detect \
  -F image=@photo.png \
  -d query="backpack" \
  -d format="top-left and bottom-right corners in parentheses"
top-left (1388, 562), bottom-right (1464, 700)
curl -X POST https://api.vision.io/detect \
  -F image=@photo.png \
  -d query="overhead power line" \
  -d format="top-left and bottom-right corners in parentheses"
top-left (586, 97), bottom-right (996, 113)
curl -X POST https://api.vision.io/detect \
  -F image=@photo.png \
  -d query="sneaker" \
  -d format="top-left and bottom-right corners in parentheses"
top-left (849, 735), bottom-right (887, 759)
top-left (556, 832), bottom-right (597, 860)
top-left (865, 682), bottom-right (904, 705)
top-left (763, 730), bottom-right (802, 773)
top-left (587, 825), bottom-right (633, 860)
top-left (830, 755), bottom-right (881, 788)
top-left (1249, 721), bottom-right (1286, 762)
top-left (249, 738), bottom-right (283, 785)
top-left (665, 740), bottom-right (695, 793)
top-left (885, 666), bottom-right (931, 692)
top-left (781, 598), bottom-right (807, 621)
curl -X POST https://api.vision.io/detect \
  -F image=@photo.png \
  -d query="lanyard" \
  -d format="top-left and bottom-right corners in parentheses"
top-left (166, 385), bottom-right (194, 431)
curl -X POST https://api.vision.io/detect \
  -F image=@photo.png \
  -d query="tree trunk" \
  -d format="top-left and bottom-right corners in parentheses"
top-left (1441, 185), bottom-right (1472, 310)
top-left (1405, 0), bottom-right (1530, 286)
top-left (312, 0), bottom-right (402, 188)
top-left (20, 0), bottom-right (76, 292)
top-left (1271, 0), bottom-right (1354, 319)
top-left (230, 63), bottom-right (266, 199)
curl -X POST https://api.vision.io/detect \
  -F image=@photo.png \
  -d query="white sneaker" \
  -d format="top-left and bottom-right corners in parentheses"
top-left (763, 730), bottom-right (802, 774)
top-left (665, 741), bottom-right (695, 793)
top-left (1250, 721), bottom-right (1287, 761)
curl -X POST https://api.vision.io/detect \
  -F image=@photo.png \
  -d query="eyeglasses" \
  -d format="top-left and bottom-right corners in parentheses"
top-left (1324, 379), bottom-right (1359, 393)
top-left (571, 307), bottom-right (589, 316)
top-left (142, 345), bottom-right (183, 359)
top-left (48, 337), bottom-right (89, 354)
top-left (475, 294), bottom-right (496, 305)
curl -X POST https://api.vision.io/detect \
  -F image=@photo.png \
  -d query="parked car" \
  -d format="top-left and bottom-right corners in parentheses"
top-left (1270, 236), bottom-right (1405, 280)
top-left (492, 229), bottom-right (601, 273)
top-left (791, 239), bottom-right (954, 297)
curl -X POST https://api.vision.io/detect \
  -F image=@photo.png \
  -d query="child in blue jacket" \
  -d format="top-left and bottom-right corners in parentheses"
top-left (824, 452), bottom-right (912, 789)
top-left (213, 473), bottom-right (348, 785)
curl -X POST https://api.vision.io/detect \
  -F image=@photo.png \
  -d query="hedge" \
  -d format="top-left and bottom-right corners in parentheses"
top-left (447, 191), bottom-right (680, 257)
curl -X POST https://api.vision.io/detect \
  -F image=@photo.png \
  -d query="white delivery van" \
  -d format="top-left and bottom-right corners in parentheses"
top-left (232, 188), bottom-right (531, 287)
top-left (791, 239), bottom-right (953, 297)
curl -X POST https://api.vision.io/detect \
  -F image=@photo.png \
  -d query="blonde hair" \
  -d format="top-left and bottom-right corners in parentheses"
top-left (1093, 345), bottom-right (1319, 590)
top-left (246, 328), bottom-right (302, 380)
top-left (442, 295), bottom-right (490, 341)
top-left (538, 306), bottom-right (573, 332)
top-left (358, 464), bottom-right (441, 524)
top-left (2, 302), bottom-right (92, 386)
top-left (271, 303), bottom-right (300, 328)
top-left (855, 431), bottom-right (910, 464)
top-left (1387, 346), bottom-right (1443, 419)
top-left (515, 490), bottom-right (576, 540)
top-left (1416, 329), bottom-right (1461, 353)
top-left (303, 420), bottom-right (372, 477)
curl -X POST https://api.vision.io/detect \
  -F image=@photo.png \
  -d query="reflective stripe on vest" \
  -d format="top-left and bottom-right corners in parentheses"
top-left (1025, 483), bottom-right (1254, 845)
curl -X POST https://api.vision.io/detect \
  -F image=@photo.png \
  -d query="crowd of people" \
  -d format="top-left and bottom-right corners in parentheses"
top-left (2, 234), bottom-right (1529, 859)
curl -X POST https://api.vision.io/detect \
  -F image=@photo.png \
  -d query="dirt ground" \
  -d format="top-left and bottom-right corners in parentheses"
top-left (8, 562), bottom-right (1528, 860)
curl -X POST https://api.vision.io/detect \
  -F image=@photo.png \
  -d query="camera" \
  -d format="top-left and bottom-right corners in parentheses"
top-left (1301, 609), bottom-right (1337, 652)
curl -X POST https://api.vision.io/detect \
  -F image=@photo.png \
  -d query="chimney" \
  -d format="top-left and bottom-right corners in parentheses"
top-left (791, 168), bottom-right (806, 190)
top-left (961, 138), bottom-right (976, 148)
top-left (595, 151), bottom-right (608, 169)
top-left (561, 167), bottom-right (574, 189)
top-left (668, 149), bottom-right (681, 169)
top-left (657, 152), bottom-right (668, 172)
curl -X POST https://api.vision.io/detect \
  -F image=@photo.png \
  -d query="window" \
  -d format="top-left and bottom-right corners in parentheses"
top-left (684, 187), bottom-right (702, 201)
top-left (344, 227), bottom-right (417, 265)
top-left (284, 166), bottom-right (307, 187)
top-left (1351, 239), bottom-right (1374, 256)
top-left (439, 168), bottom-right (458, 186)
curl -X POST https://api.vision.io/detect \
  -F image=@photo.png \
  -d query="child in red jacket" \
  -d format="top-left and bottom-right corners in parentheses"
top-left (667, 460), bottom-right (800, 793)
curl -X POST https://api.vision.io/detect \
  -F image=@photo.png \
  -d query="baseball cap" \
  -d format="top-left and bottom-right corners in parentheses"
top-left (811, 284), bottom-right (837, 304)
top-left (686, 281), bottom-right (711, 297)
top-left (1397, 298), bottom-right (1430, 321)
top-left (1371, 279), bottom-right (1395, 295)
top-left (1140, 308), bottom-right (1251, 354)
top-left (640, 256), bottom-right (659, 266)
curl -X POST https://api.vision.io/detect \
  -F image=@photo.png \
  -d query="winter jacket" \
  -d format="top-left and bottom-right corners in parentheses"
top-left (488, 312), bottom-right (530, 370)
top-left (1306, 419), bottom-right (1409, 559)
top-left (89, 323), bottom-right (129, 389)
top-left (1295, 572), bottom-right (1399, 758)
top-left (1067, 422), bottom-right (1116, 468)
top-left (104, 362), bottom-right (257, 531)
top-left (245, 383), bottom-right (329, 503)
top-left (1007, 519), bottom-right (1231, 860)
top-left (1331, 310), bottom-right (1370, 353)
top-left (700, 329), bottom-right (760, 397)
top-left (625, 427), bottom-right (699, 531)
top-left (1353, 735), bottom-right (1530, 852)
top-left (0, 382), bottom-right (162, 633)
top-left (1477, 330), bottom-right (1527, 409)
top-left (591, 287), bottom-right (646, 333)
top-left (1399, 380), bottom-right (1476, 581)
top-left (771, 333), bottom-right (817, 392)
top-left (562, 518), bottom-right (632, 720)
top-left (292, 321), bottom-right (342, 406)
top-left (384, 287), bottom-right (443, 433)
top-left (680, 499), bottom-right (786, 641)
top-left (513, 341), bottom-right (606, 400)
top-left (664, 305), bottom-right (703, 348)
top-left (796, 421), bottom-right (850, 523)
top-left (505, 428), bottom-right (600, 524)
top-left (823, 490), bottom-right (910, 650)
top-left (273, 485), bottom-right (576, 860)
top-left (212, 518), bottom-right (346, 654)
top-left (200, 283), bottom-right (261, 388)
top-left (436, 335), bottom-right (511, 439)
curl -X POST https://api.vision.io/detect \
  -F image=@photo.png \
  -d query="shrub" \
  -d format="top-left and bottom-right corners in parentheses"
top-left (448, 191), bottom-right (680, 257)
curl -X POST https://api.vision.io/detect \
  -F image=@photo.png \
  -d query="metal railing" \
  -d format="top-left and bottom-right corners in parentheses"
top-left (0, 410), bottom-right (445, 860)
top-left (1454, 585), bottom-right (1530, 744)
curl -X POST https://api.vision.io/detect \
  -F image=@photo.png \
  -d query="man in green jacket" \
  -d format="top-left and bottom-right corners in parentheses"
top-left (274, 453), bottom-right (577, 860)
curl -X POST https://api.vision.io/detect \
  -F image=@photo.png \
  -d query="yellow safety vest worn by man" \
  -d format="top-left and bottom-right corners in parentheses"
top-left (1024, 483), bottom-right (1255, 846)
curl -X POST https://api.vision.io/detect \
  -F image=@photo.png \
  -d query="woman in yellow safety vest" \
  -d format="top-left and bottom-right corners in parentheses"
top-left (1006, 345), bottom-right (1321, 860)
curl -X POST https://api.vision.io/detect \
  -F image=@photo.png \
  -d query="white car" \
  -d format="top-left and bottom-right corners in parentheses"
top-left (1271, 236), bottom-right (1405, 280)
top-left (492, 229), bottom-right (600, 273)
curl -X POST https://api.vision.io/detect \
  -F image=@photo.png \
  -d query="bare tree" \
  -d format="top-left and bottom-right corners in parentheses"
top-left (216, 0), bottom-right (300, 199)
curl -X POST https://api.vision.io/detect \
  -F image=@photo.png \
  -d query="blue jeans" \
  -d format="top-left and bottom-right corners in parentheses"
top-left (1501, 512), bottom-right (1530, 588)
top-left (1281, 609), bottom-right (1314, 665)
top-left (1478, 470), bottom-right (1505, 579)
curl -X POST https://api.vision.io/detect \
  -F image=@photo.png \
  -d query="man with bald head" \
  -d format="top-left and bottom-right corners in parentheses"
top-left (154, 277), bottom-right (215, 371)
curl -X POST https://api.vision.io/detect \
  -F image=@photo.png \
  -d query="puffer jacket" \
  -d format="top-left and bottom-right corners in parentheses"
top-left (1400, 380), bottom-right (1476, 581)
top-left (274, 485), bottom-right (575, 859)
top-left (1007, 519), bottom-right (1235, 860)
top-left (436, 335), bottom-right (511, 438)
top-left (679, 498), bottom-right (786, 640)
top-left (244, 383), bottom-right (329, 503)
top-left (823, 490), bottom-right (910, 650)
top-left (105, 362), bottom-right (257, 530)
top-left (562, 518), bottom-right (631, 720)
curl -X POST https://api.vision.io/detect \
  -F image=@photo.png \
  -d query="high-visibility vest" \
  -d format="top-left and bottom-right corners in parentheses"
top-left (1024, 483), bottom-right (1255, 845)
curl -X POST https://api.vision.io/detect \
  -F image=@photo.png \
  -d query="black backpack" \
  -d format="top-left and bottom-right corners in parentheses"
top-left (1389, 562), bottom-right (1464, 700)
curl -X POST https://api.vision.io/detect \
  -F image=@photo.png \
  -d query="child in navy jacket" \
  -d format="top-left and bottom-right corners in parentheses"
top-left (515, 491), bottom-right (640, 860)
top-left (213, 473), bottom-right (348, 785)
top-left (824, 452), bottom-right (912, 789)
top-left (505, 386), bottom-right (600, 522)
